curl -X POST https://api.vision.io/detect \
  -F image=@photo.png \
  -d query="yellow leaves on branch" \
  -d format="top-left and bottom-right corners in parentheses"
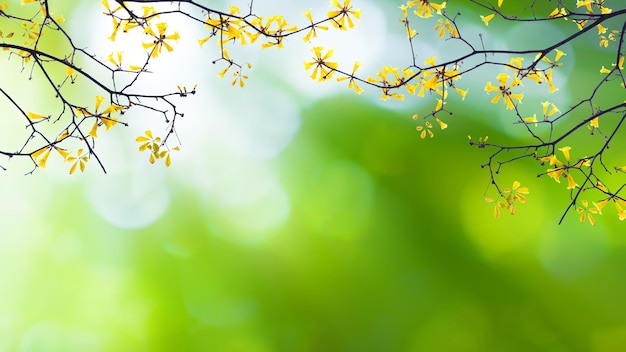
top-left (66, 149), bottom-right (88, 174)
top-left (484, 73), bottom-right (523, 110)
top-left (573, 1), bottom-right (612, 31)
top-left (480, 14), bottom-right (495, 26)
top-left (413, 115), bottom-right (447, 139)
top-left (523, 101), bottom-right (560, 126)
top-left (107, 51), bottom-right (142, 72)
top-left (486, 181), bottom-right (529, 218)
top-left (27, 111), bottom-right (49, 121)
top-left (30, 129), bottom-right (76, 173)
top-left (328, 0), bottom-right (361, 30)
top-left (406, 0), bottom-right (446, 19)
top-left (304, 46), bottom-right (338, 81)
top-left (29, 94), bottom-right (127, 173)
top-left (303, 9), bottom-right (329, 43)
top-left (143, 23), bottom-right (180, 58)
top-left (136, 130), bottom-right (178, 167)
top-left (434, 18), bottom-right (458, 38)
top-left (575, 181), bottom-right (626, 225)
top-left (336, 61), bottom-right (364, 94)
top-left (539, 146), bottom-right (590, 191)
top-left (77, 96), bottom-right (125, 139)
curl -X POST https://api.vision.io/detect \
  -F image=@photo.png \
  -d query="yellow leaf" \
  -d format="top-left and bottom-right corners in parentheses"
top-left (27, 111), bottom-right (47, 120)
top-left (480, 13), bottom-right (495, 26)
top-left (88, 121), bottom-right (98, 138)
top-left (55, 147), bottom-right (70, 161)
top-left (57, 129), bottom-right (69, 141)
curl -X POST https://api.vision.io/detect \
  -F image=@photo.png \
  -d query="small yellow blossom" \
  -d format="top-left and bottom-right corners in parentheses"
top-left (143, 22), bottom-right (180, 58)
top-left (136, 130), bottom-right (177, 166)
top-left (484, 73), bottom-right (523, 109)
top-left (407, 0), bottom-right (446, 19)
top-left (328, 0), bottom-right (361, 30)
top-left (480, 13), bottom-right (495, 26)
top-left (489, 181), bottom-right (529, 217)
top-left (576, 200), bottom-right (601, 225)
top-left (302, 9), bottom-right (329, 42)
top-left (337, 61), bottom-right (364, 94)
top-left (66, 149), bottom-right (89, 174)
top-left (304, 46), bottom-right (338, 81)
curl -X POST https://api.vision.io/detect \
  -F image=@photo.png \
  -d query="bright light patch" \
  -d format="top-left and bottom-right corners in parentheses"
top-left (85, 167), bottom-right (170, 229)
top-left (203, 162), bottom-right (291, 245)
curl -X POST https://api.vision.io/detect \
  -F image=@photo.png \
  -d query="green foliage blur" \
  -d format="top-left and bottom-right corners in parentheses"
top-left (1, 1), bottom-right (625, 351)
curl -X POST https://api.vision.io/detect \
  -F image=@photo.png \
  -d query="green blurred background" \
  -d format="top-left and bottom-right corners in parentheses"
top-left (1, 1), bottom-right (626, 351)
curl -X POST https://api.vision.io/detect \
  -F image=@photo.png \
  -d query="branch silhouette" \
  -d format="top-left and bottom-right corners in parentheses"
top-left (0, 0), bottom-right (624, 224)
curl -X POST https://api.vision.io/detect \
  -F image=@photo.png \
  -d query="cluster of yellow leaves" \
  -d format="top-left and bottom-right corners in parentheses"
top-left (575, 181), bottom-right (626, 226)
top-left (103, 0), bottom-right (158, 41)
top-left (102, 0), bottom-right (180, 61)
top-left (485, 50), bottom-right (566, 110)
top-left (523, 101), bottom-right (560, 126)
top-left (486, 181), bottom-right (529, 218)
top-left (413, 114), bottom-right (447, 139)
top-left (336, 61), bottom-right (364, 94)
top-left (28, 96), bottom-right (127, 174)
top-left (107, 51), bottom-right (142, 72)
top-left (407, 0), bottom-right (446, 19)
top-left (9, 0), bottom-right (65, 61)
top-left (546, 1), bottom-right (616, 48)
top-left (539, 146), bottom-right (589, 190)
top-left (30, 130), bottom-right (90, 175)
top-left (478, 0), bottom-right (503, 26)
top-left (197, 5), bottom-right (301, 86)
top-left (484, 73), bottom-right (523, 110)
top-left (30, 129), bottom-right (70, 169)
top-left (136, 130), bottom-right (179, 167)
top-left (142, 22), bottom-right (180, 58)
top-left (305, 1), bottom-right (463, 140)
top-left (357, 57), bottom-right (465, 106)
top-left (572, 0), bottom-right (613, 31)
top-left (304, 46), bottom-right (339, 81)
top-left (76, 96), bottom-right (125, 139)
top-left (327, 0), bottom-right (362, 30)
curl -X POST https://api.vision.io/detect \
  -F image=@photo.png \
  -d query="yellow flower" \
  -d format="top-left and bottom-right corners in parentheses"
top-left (328, 0), bottom-right (361, 30)
top-left (27, 111), bottom-right (49, 121)
top-left (102, 0), bottom-right (122, 41)
top-left (303, 9), bottom-right (328, 42)
top-left (548, 7), bottom-right (568, 19)
top-left (407, 0), bottom-right (446, 19)
top-left (484, 73), bottom-right (523, 109)
top-left (136, 130), bottom-right (176, 166)
top-left (539, 146), bottom-right (586, 189)
top-left (576, 200), bottom-right (601, 225)
top-left (304, 46), bottom-right (338, 81)
top-left (490, 181), bottom-right (529, 217)
top-left (337, 61), bottom-right (364, 94)
top-left (66, 149), bottom-right (89, 174)
top-left (480, 13), bottom-right (495, 26)
top-left (416, 121), bottom-right (434, 139)
top-left (400, 5), bottom-right (417, 39)
top-left (142, 22), bottom-right (180, 58)
top-left (434, 17), bottom-right (458, 38)
top-left (78, 96), bottom-right (124, 138)
top-left (541, 101), bottom-right (560, 119)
